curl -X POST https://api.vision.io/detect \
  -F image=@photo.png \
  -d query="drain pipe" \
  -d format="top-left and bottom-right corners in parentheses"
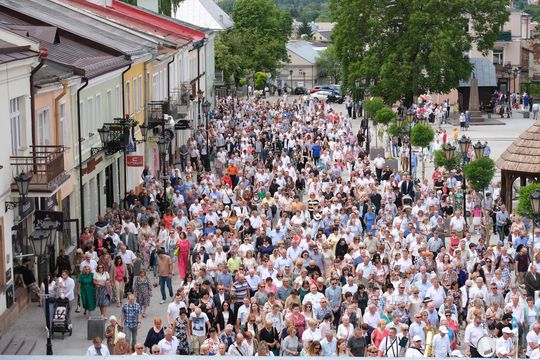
top-left (121, 64), bottom-right (131, 205)
top-left (30, 48), bottom-right (48, 173)
top-left (77, 77), bottom-right (89, 227)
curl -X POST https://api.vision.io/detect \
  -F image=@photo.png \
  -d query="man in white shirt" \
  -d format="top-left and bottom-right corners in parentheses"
top-left (424, 277), bottom-right (446, 308)
top-left (131, 343), bottom-right (148, 356)
top-left (378, 326), bottom-right (400, 357)
top-left (495, 327), bottom-right (515, 358)
top-left (303, 285), bottom-right (325, 313)
top-left (320, 330), bottom-right (337, 356)
top-left (80, 253), bottom-right (98, 273)
top-left (431, 326), bottom-right (451, 358)
top-left (465, 316), bottom-right (487, 357)
top-left (526, 323), bottom-right (540, 358)
top-left (86, 336), bottom-right (110, 356)
top-left (158, 329), bottom-right (179, 355)
top-left (405, 335), bottom-right (424, 357)
top-left (167, 295), bottom-right (187, 324)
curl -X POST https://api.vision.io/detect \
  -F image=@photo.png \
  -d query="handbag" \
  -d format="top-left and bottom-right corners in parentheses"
top-left (173, 246), bottom-right (180, 257)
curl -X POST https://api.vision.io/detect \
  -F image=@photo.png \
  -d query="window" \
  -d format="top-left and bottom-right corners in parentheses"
top-left (138, 75), bottom-right (143, 110)
top-left (10, 97), bottom-right (21, 154)
top-left (126, 81), bottom-right (131, 115)
top-left (37, 108), bottom-right (50, 145)
top-left (106, 90), bottom-right (112, 121)
top-left (152, 73), bottom-right (159, 101)
top-left (115, 85), bottom-right (121, 117)
top-left (87, 97), bottom-right (94, 135)
top-left (96, 94), bottom-right (102, 129)
top-left (133, 77), bottom-right (138, 112)
top-left (493, 50), bottom-right (504, 65)
top-left (59, 102), bottom-right (66, 145)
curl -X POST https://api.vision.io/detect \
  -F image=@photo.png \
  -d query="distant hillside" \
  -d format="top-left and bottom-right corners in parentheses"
top-left (218, 0), bottom-right (330, 22)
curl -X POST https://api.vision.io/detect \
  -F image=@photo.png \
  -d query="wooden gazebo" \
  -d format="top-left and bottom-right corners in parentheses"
top-left (496, 120), bottom-right (540, 212)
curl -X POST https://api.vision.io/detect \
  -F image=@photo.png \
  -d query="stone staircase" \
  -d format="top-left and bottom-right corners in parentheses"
top-left (0, 334), bottom-right (37, 355)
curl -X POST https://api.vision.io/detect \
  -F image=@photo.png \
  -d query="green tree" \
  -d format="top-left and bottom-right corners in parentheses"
top-left (329, 0), bottom-right (509, 105)
top-left (411, 124), bottom-right (435, 180)
top-left (216, 0), bottom-right (292, 86)
top-left (254, 72), bottom-right (268, 90)
top-left (374, 107), bottom-right (396, 126)
top-left (363, 98), bottom-right (384, 119)
top-left (433, 149), bottom-right (460, 171)
top-left (516, 183), bottom-right (540, 218)
top-left (463, 157), bottom-right (496, 192)
top-left (297, 20), bottom-right (313, 38)
top-left (316, 45), bottom-right (340, 84)
top-left (119, 0), bottom-right (182, 16)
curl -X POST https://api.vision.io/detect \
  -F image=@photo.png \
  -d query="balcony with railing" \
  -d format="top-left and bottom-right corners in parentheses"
top-left (496, 31), bottom-right (512, 42)
top-left (10, 145), bottom-right (69, 194)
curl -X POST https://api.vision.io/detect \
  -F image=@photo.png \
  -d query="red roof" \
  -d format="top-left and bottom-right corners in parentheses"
top-left (62, 0), bottom-right (205, 47)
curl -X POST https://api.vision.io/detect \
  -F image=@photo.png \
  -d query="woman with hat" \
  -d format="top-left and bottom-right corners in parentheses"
top-left (105, 315), bottom-right (124, 351)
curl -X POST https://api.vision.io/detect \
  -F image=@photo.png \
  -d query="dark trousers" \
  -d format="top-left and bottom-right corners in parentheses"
top-left (159, 276), bottom-right (173, 300)
top-left (470, 347), bottom-right (481, 358)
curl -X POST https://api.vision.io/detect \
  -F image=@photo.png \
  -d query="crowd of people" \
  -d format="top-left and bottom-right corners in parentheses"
top-left (29, 93), bottom-right (540, 357)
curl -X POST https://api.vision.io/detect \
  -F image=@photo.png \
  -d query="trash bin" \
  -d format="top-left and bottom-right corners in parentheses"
top-left (87, 316), bottom-right (106, 340)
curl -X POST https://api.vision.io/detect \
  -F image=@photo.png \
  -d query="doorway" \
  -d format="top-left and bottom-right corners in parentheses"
top-left (105, 164), bottom-right (114, 208)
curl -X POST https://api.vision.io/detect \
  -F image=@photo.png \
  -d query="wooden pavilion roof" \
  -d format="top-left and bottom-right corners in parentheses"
top-left (496, 119), bottom-right (540, 174)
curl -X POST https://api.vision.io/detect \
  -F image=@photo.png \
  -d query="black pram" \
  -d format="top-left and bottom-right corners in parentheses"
top-left (51, 296), bottom-right (72, 339)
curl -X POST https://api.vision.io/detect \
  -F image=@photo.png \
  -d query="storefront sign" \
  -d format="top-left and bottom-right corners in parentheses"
top-left (125, 142), bottom-right (137, 154)
top-left (34, 210), bottom-right (64, 231)
top-left (18, 198), bottom-right (34, 222)
top-left (127, 155), bottom-right (144, 167)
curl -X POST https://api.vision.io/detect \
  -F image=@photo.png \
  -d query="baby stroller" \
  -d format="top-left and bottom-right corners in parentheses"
top-left (51, 296), bottom-right (72, 339)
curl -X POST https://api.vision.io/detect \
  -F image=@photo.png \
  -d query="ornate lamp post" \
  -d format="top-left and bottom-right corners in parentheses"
top-left (5, 172), bottom-right (32, 211)
top-left (202, 99), bottom-right (211, 171)
top-left (473, 140), bottom-right (486, 160)
top-left (530, 189), bottom-right (540, 255)
top-left (29, 223), bottom-right (57, 355)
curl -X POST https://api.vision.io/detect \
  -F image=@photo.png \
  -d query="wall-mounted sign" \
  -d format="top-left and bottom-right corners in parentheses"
top-left (127, 155), bottom-right (144, 167)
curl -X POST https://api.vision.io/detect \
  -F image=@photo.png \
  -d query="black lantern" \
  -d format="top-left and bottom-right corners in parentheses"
top-left (97, 125), bottom-right (111, 145)
top-left (202, 100), bottom-right (211, 114)
top-left (14, 172), bottom-right (32, 198)
top-left (139, 123), bottom-right (150, 143)
top-left (5, 172), bottom-right (33, 212)
top-left (472, 141), bottom-right (486, 159)
top-left (29, 227), bottom-right (55, 355)
top-left (396, 115), bottom-right (404, 128)
top-left (458, 135), bottom-right (471, 155)
top-left (157, 137), bottom-right (169, 155)
top-left (531, 189), bottom-right (540, 216)
top-left (443, 143), bottom-right (456, 161)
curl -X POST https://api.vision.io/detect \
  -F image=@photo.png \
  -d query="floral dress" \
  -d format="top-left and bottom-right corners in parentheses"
top-left (133, 275), bottom-right (152, 307)
top-left (174, 316), bottom-right (189, 354)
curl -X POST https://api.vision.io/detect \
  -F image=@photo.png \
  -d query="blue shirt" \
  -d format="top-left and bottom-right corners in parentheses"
top-left (122, 302), bottom-right (141, 328)
top-left (325, 285), bottom-right (342, 308)
top-left (312, 145), bottom-right (321, 158)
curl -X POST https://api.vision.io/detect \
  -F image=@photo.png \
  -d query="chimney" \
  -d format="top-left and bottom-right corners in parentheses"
top-left (87, 0), bottom-right (113, 7)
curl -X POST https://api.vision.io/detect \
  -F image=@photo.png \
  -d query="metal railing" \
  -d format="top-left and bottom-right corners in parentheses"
top-left (10, 146), bottom-right (66, 190)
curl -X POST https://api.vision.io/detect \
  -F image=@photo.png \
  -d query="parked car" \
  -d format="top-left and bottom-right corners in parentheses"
top-left (294, 86), bottom-right (308, 95)
top-left (309, 85), bottom-right (332, 94)
top-left (310, 89), bottom-right (344, 103)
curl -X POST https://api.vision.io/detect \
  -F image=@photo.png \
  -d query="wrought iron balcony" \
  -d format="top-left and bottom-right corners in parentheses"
top-left (10, 145), bottom-right (69, 194)
top-left (496, 31), bottom-right (512, 42)
top-left (147, 101), bottom-right (169, 128)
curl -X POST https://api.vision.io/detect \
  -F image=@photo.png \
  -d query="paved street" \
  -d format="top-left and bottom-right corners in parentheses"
top-left (1, 96), bottom-right (536, 355)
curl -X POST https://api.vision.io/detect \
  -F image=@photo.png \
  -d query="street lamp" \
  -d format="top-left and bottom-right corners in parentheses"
top-left (443, 143), bottom-right (456, 162)
top-left (457, 135), bottom-right (471, 217)
top-left (504, 63), bottom-right (512, 98)
top-left (513, 67), bottom-right (521, 95)
top-left (530, 189), bottom-right (540, 255)
top-left (472, 140), bottom-right (486, 160)
top-left (29, 224), bottom-right (56, 355)
top-left (5, 172), bottom-right (32, 211)
top-left (197, 89), bottom-right (204, 126)
top-left (202, 99), bottom-right (211, 171)
top-left (157, 137), bottom-right (169, 177)
top-left (138, 123), bottom-right (150, 143)
top-left (289, 69), bottom-right (293, 93)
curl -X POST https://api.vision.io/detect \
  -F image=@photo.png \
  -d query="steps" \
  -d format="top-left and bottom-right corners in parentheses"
top-left (0, 334), bottom-right (37, 355)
